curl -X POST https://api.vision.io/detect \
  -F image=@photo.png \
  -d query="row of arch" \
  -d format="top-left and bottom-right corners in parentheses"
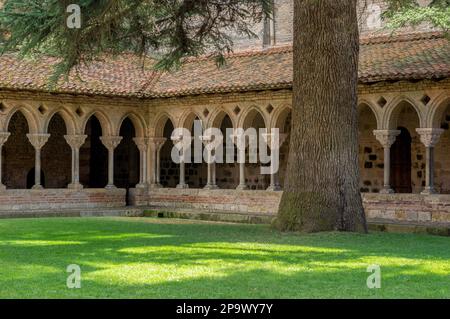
top-left (3, 111), bottom-right (140, 192)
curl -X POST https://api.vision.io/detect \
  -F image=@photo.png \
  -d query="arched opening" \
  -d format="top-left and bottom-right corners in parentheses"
top-left (3, 112), bottom-right (34, 189)
top-left (433, 100), bottom-right (450, 193)
top-left (80, 116), bottom-right (108, 188)
top-left (41, 113), bottom-right (71, 188)
top-left (185, 116), bottom-right (207, 188)
top-left (243, 110), bottom-right (270, 190)
top-left (391, 127), bottom-right (412, 193)
top-left (358, 104), bottom-right (382, 193)
top-left (389, 102), bottom-right (423, 193)
top-left (114, 118), bottom-right (140, 190)
top-left (160, 119), bottom-right (177, 188)
top-left (27, 168), bottom-right (45, 189)
top-left (217, 114), bottom-right (238, 189)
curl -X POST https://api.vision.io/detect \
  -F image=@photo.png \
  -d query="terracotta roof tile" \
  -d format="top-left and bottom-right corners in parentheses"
top-left (0, 32), bottom-right (448, 98)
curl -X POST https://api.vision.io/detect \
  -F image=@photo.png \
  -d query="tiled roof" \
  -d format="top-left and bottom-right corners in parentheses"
top-left (0, 32), bottom-right (448, 98)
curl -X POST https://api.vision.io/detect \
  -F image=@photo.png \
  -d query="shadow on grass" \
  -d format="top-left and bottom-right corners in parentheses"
top-left (0, 217), bottom-right (449, 298)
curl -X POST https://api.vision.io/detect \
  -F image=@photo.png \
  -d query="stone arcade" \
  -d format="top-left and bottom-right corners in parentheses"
top-left (0, 0), bottom-right (449, 227)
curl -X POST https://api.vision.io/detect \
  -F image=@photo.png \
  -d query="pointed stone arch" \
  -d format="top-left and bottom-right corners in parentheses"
top-left (4, 105), bottom-right (40, 134)
top-left (43, 108), bottom-right (77, 135)
top-left (82, 110), bottom-right (113, 136)
top-left (116, 112), bottom-right (146, 137)
top-left (383, 96), bottom-right (425, 130)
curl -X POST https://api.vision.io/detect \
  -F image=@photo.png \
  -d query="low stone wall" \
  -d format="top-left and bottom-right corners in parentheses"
top-left (0, 188), bottom-right (126, 212)
top-left (138, 188), bottom-right (450, 225)
top-left (363, 193), bottom-right (450, 224)
top-left (140, 188), bottom-right (282, 215)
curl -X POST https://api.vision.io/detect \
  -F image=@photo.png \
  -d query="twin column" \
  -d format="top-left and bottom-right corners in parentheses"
top-left (374, 128), bottom-right (443, 195)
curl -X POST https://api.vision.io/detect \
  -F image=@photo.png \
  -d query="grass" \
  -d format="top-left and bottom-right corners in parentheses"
top-left (0, 217), bottom-right (449, 299)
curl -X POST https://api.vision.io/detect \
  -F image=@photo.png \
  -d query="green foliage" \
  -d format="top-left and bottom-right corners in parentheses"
top-left (384, 0), bottom-right (450, 35)
top-left (0, 0), bottom-right (272, 80)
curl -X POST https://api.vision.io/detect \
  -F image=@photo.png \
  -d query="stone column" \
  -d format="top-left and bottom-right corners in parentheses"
top-left (0, 132), bottom-right (11, 190)
top-left (201, 135), bottom-right (219, 190)
top-left (373, 130), bottom-right (401, 194)
top-left (64, 134), bottom-right (87, 189)
top-left (100, 136), bottom-right (123, 189)
top-left (171, 135), bottom-right (189, 189)
top-left (148, 137), bottom-right (167, 188)
top-left (232, 132), bottom-right (248, 190)
top-left (263, 132), bottom-right (288, 191)
top-left (416, 128), bottom-right (444, 195)
top-left (27, 133), bottom-right (50, 189)
top-left (133, 137), bottom-right (149, 189)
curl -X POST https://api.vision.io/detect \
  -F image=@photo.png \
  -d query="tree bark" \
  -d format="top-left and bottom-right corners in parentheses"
top-left (273, 0), bottom-right (368, 233)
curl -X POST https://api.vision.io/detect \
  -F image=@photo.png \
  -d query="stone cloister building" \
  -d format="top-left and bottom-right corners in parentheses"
top-left (0, 0), bottom-right (449, 226)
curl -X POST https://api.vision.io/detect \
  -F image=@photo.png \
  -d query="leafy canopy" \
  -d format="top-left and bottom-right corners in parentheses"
top-left (0, 0), bottom-right (272, 79)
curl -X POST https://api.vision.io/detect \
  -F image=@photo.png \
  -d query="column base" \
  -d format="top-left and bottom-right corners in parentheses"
top-left (379, 187), bottom-right (395, 194)
top-left (236, 184), bottom-right (249, 191)
top-left (68, 183), bottom-right (83, 190)
top-left (32, 184), bottom-right (43, 190)
top-left (0, 184), bottom-right (6, 191)
top-left (421, 187), bottom-right (438, 195)
top-left (150, 183), bottom-right (163, 189)
top-left (105, 184), bottom-right (117, 190)
top-left (204, 184), bottom-right (219, 190)
top-left (267, 184), bottom-right (282, 191)
top-left (135, 183), bottom-right (148, 189)
top-left (176, 183), bottom-right (189, 189)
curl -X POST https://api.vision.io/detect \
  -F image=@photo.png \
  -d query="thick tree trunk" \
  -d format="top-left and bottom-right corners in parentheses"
top-left (273, 0), bottom-right (368, 233)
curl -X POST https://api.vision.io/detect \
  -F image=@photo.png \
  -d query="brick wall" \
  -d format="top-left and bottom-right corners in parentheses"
top-left (0, 188), bottom-right (126, 211)
top-left (134, 189), bottom-right (450, 225)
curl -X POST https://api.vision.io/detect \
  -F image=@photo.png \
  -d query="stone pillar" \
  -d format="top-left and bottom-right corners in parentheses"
top-left (100, 136), bottom-right (123, 189)
top-left (148, 137), bottom-right (167, 188)
top-left (416, 128), bottom-right (444, 195)
top-left (0, 132), bottom-right (11, 190)
top-left (373, 130), bottom-right (401, 194)
top-left (263, 132), bottom-right (288, 191)
top-left (133, 137), bottom-right (149, 189)
top-left (201, 135), bottom-right (219, 190)
top-left (27, 133), bottom-right (50, 189)
top-left (64, 134), bottom-right (87, 189)
top-left (171, 135), bottom-right (189, 189)
top-left (232, 132), bottom-right (248, 190)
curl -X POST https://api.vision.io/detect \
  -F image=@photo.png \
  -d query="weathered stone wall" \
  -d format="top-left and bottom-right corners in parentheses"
top-left (0, 188), bottom-right (126, 211)
top-left (135, 189), bottom-right (450, 225)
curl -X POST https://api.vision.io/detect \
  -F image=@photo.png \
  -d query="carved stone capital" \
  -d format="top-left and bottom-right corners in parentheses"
top-left (26, 133), bottom-right (50, 150)
top-left (64, 135), bottom-right (87, 149)
top-left (0, 132), bottom-right (11, 146)
top-left (133, 137), bottom-right (148, 152)
top-left (100, 136), bottom-right (123, 150)
top-left (147, 137), bottom-right (167, 151)
top-left (416, 128), bottom-right (444, 148)
top-left (373, 130), bottom-right (401, 148)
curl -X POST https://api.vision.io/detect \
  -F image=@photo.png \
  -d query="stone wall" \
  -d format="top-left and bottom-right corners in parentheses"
top-left (134, 189), bottom-right (450, 226)
top-left (0, 188), bottom-right (126, 211)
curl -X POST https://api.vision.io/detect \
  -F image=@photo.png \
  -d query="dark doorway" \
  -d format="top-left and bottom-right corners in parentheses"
top-left (27, 168), bottom-right (45, 189)
top-left (80, 116), bottom-right (108, 188)
top-left (114, 118), bottom-right (139, 190)
top-left (390, 127), bottom-right (412, 193)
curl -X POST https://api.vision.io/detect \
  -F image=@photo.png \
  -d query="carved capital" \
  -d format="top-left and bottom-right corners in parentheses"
top-left (147, 137), bottom-right (167, 151)
top-left (416, 128), bottom-right (444, 148)
top-left (0, 132), bottom-right (11, 146)
top-left (26, 133), bottom-right (50, 150)
top-left (100, 136), bottom-right (123, 150)
top-left (373, 130), bottom-right (401, 148)
top-left (133, 137), bottom-right (148, 152)
top-left (64, 135), bottom-right (87, 149)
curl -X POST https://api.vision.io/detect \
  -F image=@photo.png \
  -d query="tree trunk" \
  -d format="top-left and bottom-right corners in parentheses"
top-left (273, 0), bottom-right (368, 233)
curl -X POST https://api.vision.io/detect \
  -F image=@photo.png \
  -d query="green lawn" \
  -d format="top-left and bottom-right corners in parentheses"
top-left (0, 217), bottom-right (449, 299)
